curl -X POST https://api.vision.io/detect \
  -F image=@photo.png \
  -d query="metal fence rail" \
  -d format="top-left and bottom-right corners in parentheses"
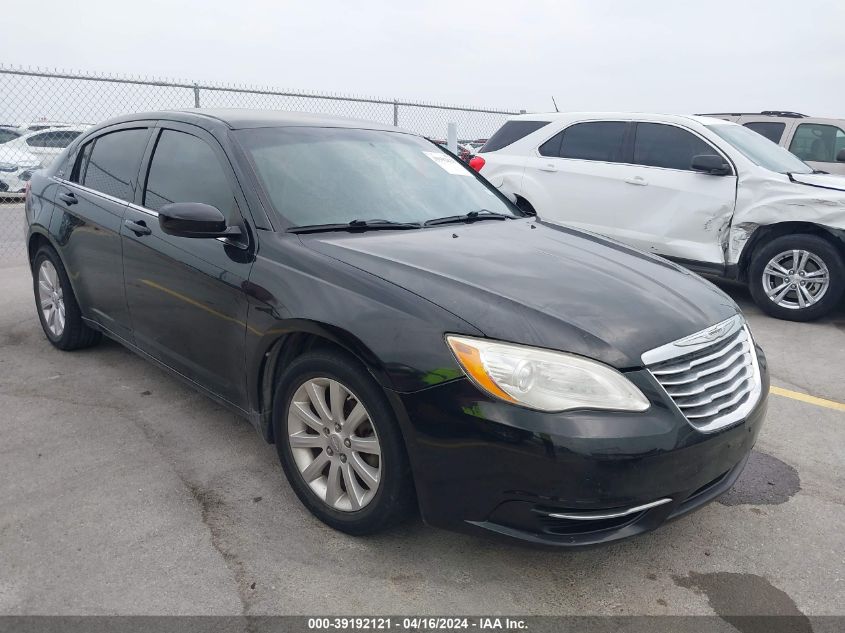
top-left (0, 65), bottom-right (524, 265)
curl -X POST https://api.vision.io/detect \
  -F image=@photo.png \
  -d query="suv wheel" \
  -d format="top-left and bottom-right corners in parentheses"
top-left (748, 234), bottom-right (845, 321)
top-left (32, 245), bottom-right (102, 350)
top-left (272, 349), bottom-right (415, 535)
top-left (515, 197), bottom-right (537, 217)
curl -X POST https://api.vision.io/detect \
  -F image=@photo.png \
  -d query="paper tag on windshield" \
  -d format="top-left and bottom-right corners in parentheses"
top-left (423, 151), bottom-right (470, 176)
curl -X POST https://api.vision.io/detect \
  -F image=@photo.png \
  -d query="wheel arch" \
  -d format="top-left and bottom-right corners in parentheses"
top-left (513, 194), bottom-right (536, 216)
top-left (26, 229), bottom-right (88, 307)
top-left (736, 221), bottom-right (845, 281)
top-left (254, 321), bottom-right (393, 444)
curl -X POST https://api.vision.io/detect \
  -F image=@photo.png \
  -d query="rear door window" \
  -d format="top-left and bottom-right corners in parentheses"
top-left (789, 123), bottom-right (845, 162)
top-left (81, 128), bottom-right (150, 201)
top-left (743, 121), bottom-right (786, 144)
top-left (144, 129), bottom-right (237, 221)
top-left (633, 122), bottom-right (718, 171)
top-left (481, 120), bottom-right (550, 152)
top-left (559, 121), bottom-right (628, 162)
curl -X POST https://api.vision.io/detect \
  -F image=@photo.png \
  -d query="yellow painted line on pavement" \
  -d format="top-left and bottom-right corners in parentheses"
top-left (770, 386), bottom-right (845, 412)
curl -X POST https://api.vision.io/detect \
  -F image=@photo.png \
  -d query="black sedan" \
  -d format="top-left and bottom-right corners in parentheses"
top-left (24, 110), bottom-right (768, 546)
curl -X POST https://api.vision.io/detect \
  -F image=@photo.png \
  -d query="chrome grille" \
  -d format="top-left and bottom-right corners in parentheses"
top-left (642, 315), bottom-right (761, 432)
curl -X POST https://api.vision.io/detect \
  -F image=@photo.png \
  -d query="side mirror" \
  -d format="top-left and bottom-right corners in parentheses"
top-left (837, 149), bottom-right (845, 162)
top-left (691, 154), bottom-right (731, 176)
top-left (158, 202), bottom-right (241, 239)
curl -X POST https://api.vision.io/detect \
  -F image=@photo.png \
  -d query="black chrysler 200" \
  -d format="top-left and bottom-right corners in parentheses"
top-left (24, 110), bottom-right (768, 546)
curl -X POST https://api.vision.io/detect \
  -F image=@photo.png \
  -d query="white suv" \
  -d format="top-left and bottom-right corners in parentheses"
top-left (472, 112), bottom-right (845, 321)
top-left (703, 111), bottom-right (845, 176)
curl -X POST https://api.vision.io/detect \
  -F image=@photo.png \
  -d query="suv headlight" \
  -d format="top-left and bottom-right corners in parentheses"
top-left (446, 335), bottom-right (650, 413)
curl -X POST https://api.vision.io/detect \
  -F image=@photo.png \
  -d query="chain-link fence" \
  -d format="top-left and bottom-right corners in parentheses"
top-left (0, 65), bottom-right (524, 265)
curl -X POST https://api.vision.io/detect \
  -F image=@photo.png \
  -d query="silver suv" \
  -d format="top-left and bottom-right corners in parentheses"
top-left (703, 111), bottom-right (845, 175)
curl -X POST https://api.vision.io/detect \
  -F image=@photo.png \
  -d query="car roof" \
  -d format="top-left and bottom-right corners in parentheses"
top-left (505, 111), bottom-right (734, 127)
top-left (98, 109), bottom-right (412, 134)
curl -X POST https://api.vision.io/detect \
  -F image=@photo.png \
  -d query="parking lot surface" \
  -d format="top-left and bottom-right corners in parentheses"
top-left (0, 201), bottom-right (843, 619)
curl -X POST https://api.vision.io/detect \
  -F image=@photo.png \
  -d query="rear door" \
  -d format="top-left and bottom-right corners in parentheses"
top-left (521, 120), bottom-right (635, 236)
top-left (52, 125), bottom-right (152, 340)
top-left (121, 122), bottom-right (254, 409)
top-left (618, 122), bottom-right (737, 266)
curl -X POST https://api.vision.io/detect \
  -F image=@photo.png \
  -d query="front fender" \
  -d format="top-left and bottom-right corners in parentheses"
top-left (729, 171), bottom-right (845, 264)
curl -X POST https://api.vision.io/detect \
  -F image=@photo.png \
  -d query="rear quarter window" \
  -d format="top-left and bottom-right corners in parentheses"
top-left (481, 120), bottom-right (550, 152)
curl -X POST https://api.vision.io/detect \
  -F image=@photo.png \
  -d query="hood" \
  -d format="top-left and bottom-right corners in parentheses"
top-left (301, 219), bottom-right (738, 369)
top-left (790, 172), bottom-right (845, 192)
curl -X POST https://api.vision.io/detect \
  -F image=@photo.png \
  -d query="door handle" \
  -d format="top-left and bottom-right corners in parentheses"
top-left (58, 192), bottom-right (78, 205)
top-left (124, 219), bottom-right (151, 236)
top-left (538, 162), bottom-right (557, 172)
top-left (625, 176), bottom-right (648, 186)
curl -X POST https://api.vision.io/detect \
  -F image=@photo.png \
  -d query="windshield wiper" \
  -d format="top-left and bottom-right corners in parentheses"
top-left (287, 219), bottom-right (422, 234)
top-left (423, 209), bottom-right (512, 227)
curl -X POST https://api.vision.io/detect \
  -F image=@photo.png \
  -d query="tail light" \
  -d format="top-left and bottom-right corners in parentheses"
top-left (469, 156), bottom-right (485, 172)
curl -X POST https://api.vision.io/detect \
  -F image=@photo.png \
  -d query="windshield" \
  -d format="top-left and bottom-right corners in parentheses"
top-left (236, 127), bottom-right (517, 227)
top-left (706, 124), bottom-right (813, 174)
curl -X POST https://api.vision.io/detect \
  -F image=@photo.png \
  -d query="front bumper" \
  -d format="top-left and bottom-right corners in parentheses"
top-left (389, 348), bottom-right (769, 546)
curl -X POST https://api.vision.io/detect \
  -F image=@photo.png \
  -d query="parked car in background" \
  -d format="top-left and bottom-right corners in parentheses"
top-left (462, 140), bottom-right (487, 155)
top-left (0, 126), bottom-right (22, 144)
top-left (703, 111), bottom-right (845, 176)
top-left (474, 112), bottom-right (845, 321)
top-left (18, 120), bottom-right (79, 132)
top-left (0, 126), bottom-right (86, 195)
top-left (25, 109), bottom-right (767, 545)
top-left (430, 138), bottom-right (473, 162)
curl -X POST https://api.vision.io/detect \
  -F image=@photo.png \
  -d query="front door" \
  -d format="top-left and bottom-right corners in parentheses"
top-left (121, 124), bottom-right (255, 409)
top-left (616, 122), bottom-right (737, 266)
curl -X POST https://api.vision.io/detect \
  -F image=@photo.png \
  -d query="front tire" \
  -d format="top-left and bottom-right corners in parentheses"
top-left (748, 234), bottom-right (844, 321)
top-left (272, 349), bottom-right (415, 535)
top-left (32, 245), bottom-right (102, 350)
top-left (515, 196), bottom-right (537, 217)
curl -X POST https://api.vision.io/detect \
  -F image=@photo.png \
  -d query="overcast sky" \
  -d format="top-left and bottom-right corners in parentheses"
top-left (3, 0), bottom-right (844, 117)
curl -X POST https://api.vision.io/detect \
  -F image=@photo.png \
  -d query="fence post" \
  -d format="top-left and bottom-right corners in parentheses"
top-left (393, 100), bottom-right (399, 127)
top-left (193, 84), bottom-right (201, 108)
top-left (447, 122), bottom-right (457, 154)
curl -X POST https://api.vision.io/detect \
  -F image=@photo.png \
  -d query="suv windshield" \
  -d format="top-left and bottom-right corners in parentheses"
top-left (236, 127), bottom-right (517, 227)
top-left (706, 123), bottom-right (812, 174)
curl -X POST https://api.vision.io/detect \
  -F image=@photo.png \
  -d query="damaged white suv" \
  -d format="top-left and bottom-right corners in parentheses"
top-left (473, 113), bottom-right (845, 321)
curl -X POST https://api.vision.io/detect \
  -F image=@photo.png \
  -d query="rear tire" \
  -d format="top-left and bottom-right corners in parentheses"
top-left (748, 234), bottom-right (844, 322)
top-left (515, 197), bottom-right (537, 217)
top-left (32, 244), bottom-right (102, 350)
top-left (272, 349), bottom-right (415, 535)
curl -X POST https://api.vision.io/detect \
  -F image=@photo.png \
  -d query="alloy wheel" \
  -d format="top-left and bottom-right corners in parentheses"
top-left (762, 249), bottom-right (830, 310)
top-left (37, 259), bottom-right (65, 337)
top-left (287, 377), bottom-right (382, 512)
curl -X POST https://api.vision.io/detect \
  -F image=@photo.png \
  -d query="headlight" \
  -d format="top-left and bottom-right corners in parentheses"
top-left (446, 335), bottom-right (650, 413)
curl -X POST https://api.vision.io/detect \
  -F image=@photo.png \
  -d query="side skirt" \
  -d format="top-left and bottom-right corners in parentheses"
top-left (82, 317), bottom-right (263, 434)
top-left (662, 256), bottom-right (733, 279)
